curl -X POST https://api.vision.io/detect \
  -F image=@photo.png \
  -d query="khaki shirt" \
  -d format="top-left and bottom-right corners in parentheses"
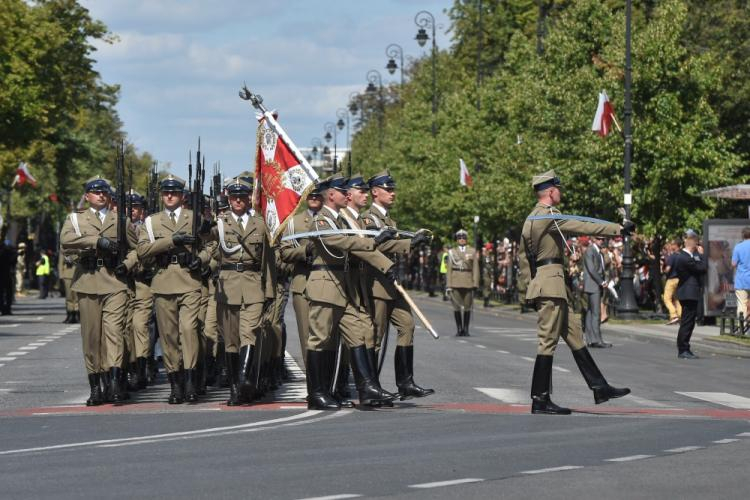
top-left (519, 203), bottom-right (620, 301)
top-left (208, 212), bottom-right (275, 306)
top-left (136, 209), bottom-right (209, 295)
top-left (279, 210), bottom-right (315, 295)
top-left (60, 209), bottom-right (138, 294)
top-left (362, 204), bottom-right (410, 300)
top-left (305, 205), bottom-right (376, 307)
top-left (446, 246), bottom-right (480, 289)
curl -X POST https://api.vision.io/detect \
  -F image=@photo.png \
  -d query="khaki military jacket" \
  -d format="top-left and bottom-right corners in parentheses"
top-left (57, 244), bottom-right (78, 281)
top-left (305, 205), bottom-right (376, 307)
top-left (362, 204), bottom-right (411, 300)
top-left (279, 210), bottom-right (315, 295)
top-left (340, 206), bottom-right (394, 309)
top-left (136, 208), bottom-right (209, 295)
top-left (446, 245), bottom-right (480, 289)
top-left (208, 211), bottom-right (275, 306)
top-left (60, 208), bottom-right (138, 295)
top-left (519, 203), bottom-right (620, 301)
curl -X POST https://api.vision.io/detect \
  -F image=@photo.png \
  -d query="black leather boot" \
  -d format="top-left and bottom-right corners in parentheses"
top-left (86, 373), bottom-right (102, 406)
top-left (238, 345), bottom-right (256, 403)
top-left (215, 341), bottom-right (228, 388)
top-left (306, 350), bottom-right (341, 410)
top-left (71, 311), bottom-right (79, 324)
top-left (330, 354), bottom-right (354, 408)
top-left (167, 371), bottom-right (184, 404)
top-left (205, 339), bottom-right (216, 387)
top-left (394, 346), bottom-right (434, 399)
top-left (118, 365), bottom-right (130, 400)
top-left (530, 355), bottom-right (571, 415)
top-left (183, 368), bottom-right (199, 402)
top-left (63, 311), bottom-right (71, 324)
top-left (571, 347), bottom-right (631, 404)
top-left (351, 346), bottom-right (397, 407)
top-left (225, 352), bottom-right (241, 406)
top-left (146, 356), bottom-right (157, 385)
top-left (454, 311), bottom-right (463, 336)
top-left (110, 367), bottom-right (124, 404)
top-left (136, 357), bottom-right (148, 390)
top-left (128, 362), bottom-right (140, 391)
top-left (483, 296), bottom-right (490, 308)
top-left (462, 311), bottom-right (471, 337)
top-left (367, 347), bottom-right (392, 407)
top-left (99, 371), bottom-right (111, 403)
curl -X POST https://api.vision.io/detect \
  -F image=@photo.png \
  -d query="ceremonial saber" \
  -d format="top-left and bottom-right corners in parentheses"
top-left (394, 281), bottom-right (439, 339)
top-left (330, 334), bottom-right (343, 393)
top-left (377, 324), bottom-right (390, 376)
top-left (280, 228), bottom-right (417, 241)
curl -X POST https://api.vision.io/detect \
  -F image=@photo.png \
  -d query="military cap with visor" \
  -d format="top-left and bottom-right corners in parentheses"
top-left (531, 169), bottom-right (562, 191)
top-left (368, 170), bottom-right (396, 190)
top-left (455, 229), bottom-right (469, 240)
top-left (84, 175), bottom-right (112, 193)
top-left (159, 174), bottom-right (186, 192)
top-left (326, 173), bottom-right (349, 193)
top-left (127, 189), bottom-right (145, 206)
top-left (347, 173), bottom-right (369, 191)
top-left (226, 177), bottom-right (253, 196)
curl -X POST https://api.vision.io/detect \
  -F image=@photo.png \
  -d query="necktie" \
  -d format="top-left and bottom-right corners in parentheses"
top-left (98, 211), bottom-right (105, 224)
top-left (170, 212), bottom-right (176, 225)
top-left (239, 215), bottom-right (245, 230)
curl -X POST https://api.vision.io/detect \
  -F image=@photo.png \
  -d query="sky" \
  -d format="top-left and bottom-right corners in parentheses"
top-left (80, 0), bottom-right (452, 181)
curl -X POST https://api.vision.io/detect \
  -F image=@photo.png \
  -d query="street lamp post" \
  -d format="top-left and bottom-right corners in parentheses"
top-left (311, 137), bottom-right (323, 174)
top-left (336, 108), bottom-right (350, 176)
top-left (616, 0), bottom-right (639, 319)
top-left (385, 43), bottom-right (405, 88)
top-left (415, 10), bottom-right (437, 137)
top-left (324, 122), bottom-right (337, 172)
top-left (348, 92), bottom-right (361, 171)
top-left (366, 69), bottom-right (384, 150)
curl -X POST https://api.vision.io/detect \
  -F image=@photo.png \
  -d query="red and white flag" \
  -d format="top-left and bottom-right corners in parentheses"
top-left (459, 158), bottom-right (473, 187)
top-left (12, 162), bottom-right (38, 187)
top-left (254, 113), bottom-right (319, 241)
top-left (592, 91), bottom-right (615, 137)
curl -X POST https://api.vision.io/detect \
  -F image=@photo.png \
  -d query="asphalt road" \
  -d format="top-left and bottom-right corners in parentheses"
top-left (1, 294), bottom-right (749, 500)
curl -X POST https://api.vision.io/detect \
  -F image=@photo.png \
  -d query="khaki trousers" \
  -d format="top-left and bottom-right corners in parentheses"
top-left (204, 292), bottom-right (219, 355)
top-left (154, 291), bottom-right (201, 373)
top-left (217, 301), bottom-right (264, 353)
top-left (292, 292), bottom-right (310, 366)
top-left (373, 296), bottom-right (414, 349)
top-left (78, 291), bottom-right (128, 374)
top-left (63, 278), bottom-right (78, 312)
top-left (124, 292), bottom-right (136, 363)
top-left (663, 278), bottom-right (682, 320)
top-left (131, 285), bottom-right (154, 359)
top-left (308, 300), bottom-right (367, 352)
top-left (450, 288), bottom-right (474, 312)
top-left (269, 282), bottom-right (289, 357)
top-left (535, 297), bottom-right (586, 355)
top-left (736, 289), bottom-right (749, 319)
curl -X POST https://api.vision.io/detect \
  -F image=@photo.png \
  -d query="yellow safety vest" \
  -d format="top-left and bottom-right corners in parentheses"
top-left (36, 254), bottom-right (50, 276)
top-left (439, 253), bottom-right (448, 274)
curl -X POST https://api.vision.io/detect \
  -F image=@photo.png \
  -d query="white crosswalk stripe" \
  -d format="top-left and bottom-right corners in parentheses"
top-left (676, 392), bottom-right (750, 409)
top-left (475, 387), bottom-right (527, 404)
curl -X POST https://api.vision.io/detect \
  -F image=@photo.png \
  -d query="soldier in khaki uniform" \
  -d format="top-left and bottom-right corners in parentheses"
top-left (208, 194), bottom-right (229, 387)
top-left (306, 174), bottom-right (397, 410)
top-left (519, 170), bottom-right (632, 415)
top-left (267, 244), bottom-right (291, 390)
top-left (206, 178), bottom-right (275, 405)
top-left (363, 171), bottom-right (433, 399)
top-left (58, 234), bottom-right (79, 324)
top-left (279, 188), bottom-right (322, 368)
top-left (137, 175), bottom-right (209, 404)
top-left (60, 176), bottom-right (138, 405)
top-left (446, 229), bottom-right (480, 336)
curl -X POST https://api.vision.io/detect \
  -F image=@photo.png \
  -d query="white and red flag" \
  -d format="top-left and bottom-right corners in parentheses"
top-left (592, 91), bottom-right (616, 137)
top-left (459, 158), bottom-right (473, 187)
top-left (12, 162), bottom-right (38, 187)
top-left (254, 113), bottom-right (318, 241)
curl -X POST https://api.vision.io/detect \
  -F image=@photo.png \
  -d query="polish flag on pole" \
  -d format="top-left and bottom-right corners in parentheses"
top-left (12, 162), bottom-right (38, 187)
top-left (459, 158), bottom-right (473, 187)
top-left (254, 112), bottom-right (319, 242)
top-left (592, 91), bottom-right (617, 137)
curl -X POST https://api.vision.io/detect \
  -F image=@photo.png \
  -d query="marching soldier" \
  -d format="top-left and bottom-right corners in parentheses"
top-left (60, 175), bottom-right (138, 405)
top-left (209, 194), bottom-right (229, 387)
top-left (137, 174), bottom-right (209, 404)
top-left (206, 178), bottom-right (275, 406)
top-left (279, 187), bottom-right (323, 368)
top-left (446, 229), bottom-right (480, 336)
top-left (482, 243), bottom-right (494, 308)
top-left (305, 174), bottom-right (397, 410)
top-left (362, 170), bottom-right (433, 399)
top-left (58, 234), bottom-right (79, 324)
top-left (126, 190), bottom-right (154, 390)
top-left (519, 170), bottom-right (632, 415)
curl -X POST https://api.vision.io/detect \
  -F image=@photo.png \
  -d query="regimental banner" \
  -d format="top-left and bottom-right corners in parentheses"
top-left (254, 115), bottom-right (318, 241)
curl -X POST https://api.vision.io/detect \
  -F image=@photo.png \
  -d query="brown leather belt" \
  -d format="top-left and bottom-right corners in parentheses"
top-left (536, 258), bottom-right (563, 267)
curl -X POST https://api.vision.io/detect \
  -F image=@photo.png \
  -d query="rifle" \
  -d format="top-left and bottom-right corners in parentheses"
top-left (191, 140), bottom-right (205, 261)
top-left (148, 161), bottom-right (158, 214)
top-left (127, 160), bottom-right (133, 221)
top-left (116, 141), bottom-right (127, 266)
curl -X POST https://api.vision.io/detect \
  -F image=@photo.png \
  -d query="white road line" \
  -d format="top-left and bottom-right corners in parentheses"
top-left (7, 352), bottom-right (28, 356)
top-left (552, 366), bottom-right (570, 373)
top-left (665, 446), bottom-right (703, 453)
top-left (0, 357), bottom-right (15, 361)
top-left (19, 346), bottom-right (38, 351)
top-left (457, 340), bottom-right (467, 344)
top-left (605, 455), bottom-right (654, 462)
top-left (713, 439), bottom-right (739, 444)
top-left (496, 349), bottom-right (509, 354)
top-left (627, 395), bottom-right (676, 409)
top-left (676, 392), bottom-right (750, 409)
top-left (521, 465), bottom-right (582, 475)
top-left (0, 364), bottom-right (4, 368)
top-left (295, 495), bottom-right (362, 500)
top-left (736, 432), bottom-right (750, 437)
top-left (475, 344), bottom-right (487, 349)
top-left (0, 410), bottom-right (335, 455)
top-left (475, 388), bottom-right (527, 404)
top-left (28, 342), bottom-right (47, 346)
top-left (521, 356), bottom-right (535, 362)
top-left (409, 478), bottom-right (484, 489)
top-left (0, 324), bottom-right (20, 328)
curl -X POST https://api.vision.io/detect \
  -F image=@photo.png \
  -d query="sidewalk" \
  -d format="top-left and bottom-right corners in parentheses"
top-left (413, 292), bottom-right (750, 359)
